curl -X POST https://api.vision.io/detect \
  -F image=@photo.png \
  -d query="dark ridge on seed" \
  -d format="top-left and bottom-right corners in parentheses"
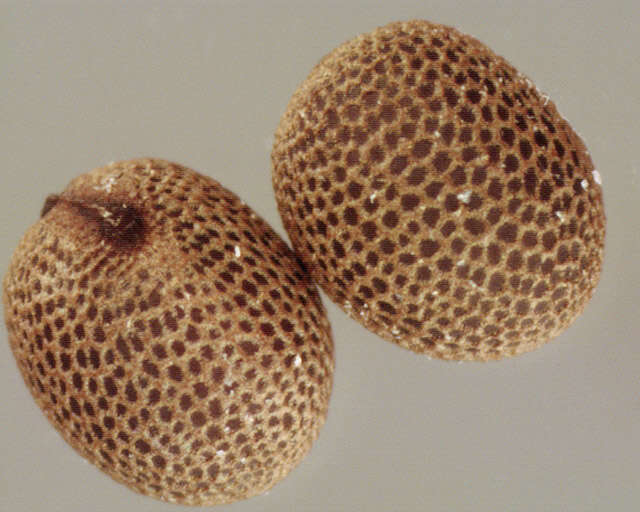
top-left (41, 194), bottom-right (60, 217)
top-left (55, 195), bottom-right (147, 251)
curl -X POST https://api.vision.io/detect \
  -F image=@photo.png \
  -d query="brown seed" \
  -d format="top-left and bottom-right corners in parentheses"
top-left (271, 20), bottom-right (605, 360)
top-left (2, 158), bottom-right (334, 505)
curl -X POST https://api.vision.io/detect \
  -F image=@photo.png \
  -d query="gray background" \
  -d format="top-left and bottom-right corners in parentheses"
top-left (1, 1), bottom-right (639, 511)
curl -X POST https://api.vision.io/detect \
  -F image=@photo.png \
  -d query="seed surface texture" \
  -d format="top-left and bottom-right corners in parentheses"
top-left (272, 20), bottom-right (605, 360)
top-left (3, 158), bottom-right (334, 505)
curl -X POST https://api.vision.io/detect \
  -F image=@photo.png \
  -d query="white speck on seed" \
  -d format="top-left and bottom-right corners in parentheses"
top-left (555, 211), bottom-right (565, 222)
top-left (592, 170), bottom-right (602, 185)
top-left (216, 450), bottom-right (226, 457)
top-left (457, 190), bottom-right (472, 204)
top-left (96, 174), bottom-right (118, 193)
top-left (369, 192), bottom-right (377, 201)
top-left (581, 179), bottom-right (589, 190)
top-left (234, 245), bottom-right (241, 258)
top-left (294, 354), bottom-right (302, 367)
top-left (457, 260), bottom-right (465, 266)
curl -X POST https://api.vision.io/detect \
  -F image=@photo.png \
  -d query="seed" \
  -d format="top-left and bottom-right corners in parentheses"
top-left (271, 20), bottom-right (605, 361)
top-left (2, 158), bottom-right (334, 505)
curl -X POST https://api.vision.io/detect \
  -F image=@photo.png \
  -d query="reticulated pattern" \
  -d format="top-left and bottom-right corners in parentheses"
top-left (3, 159), bottom-right (334, 505)
top-left (272, 20), bottom-right (605, 360)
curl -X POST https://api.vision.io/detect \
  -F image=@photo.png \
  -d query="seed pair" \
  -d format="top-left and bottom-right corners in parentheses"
top-left (2, 20), bottom-right (605, 505)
